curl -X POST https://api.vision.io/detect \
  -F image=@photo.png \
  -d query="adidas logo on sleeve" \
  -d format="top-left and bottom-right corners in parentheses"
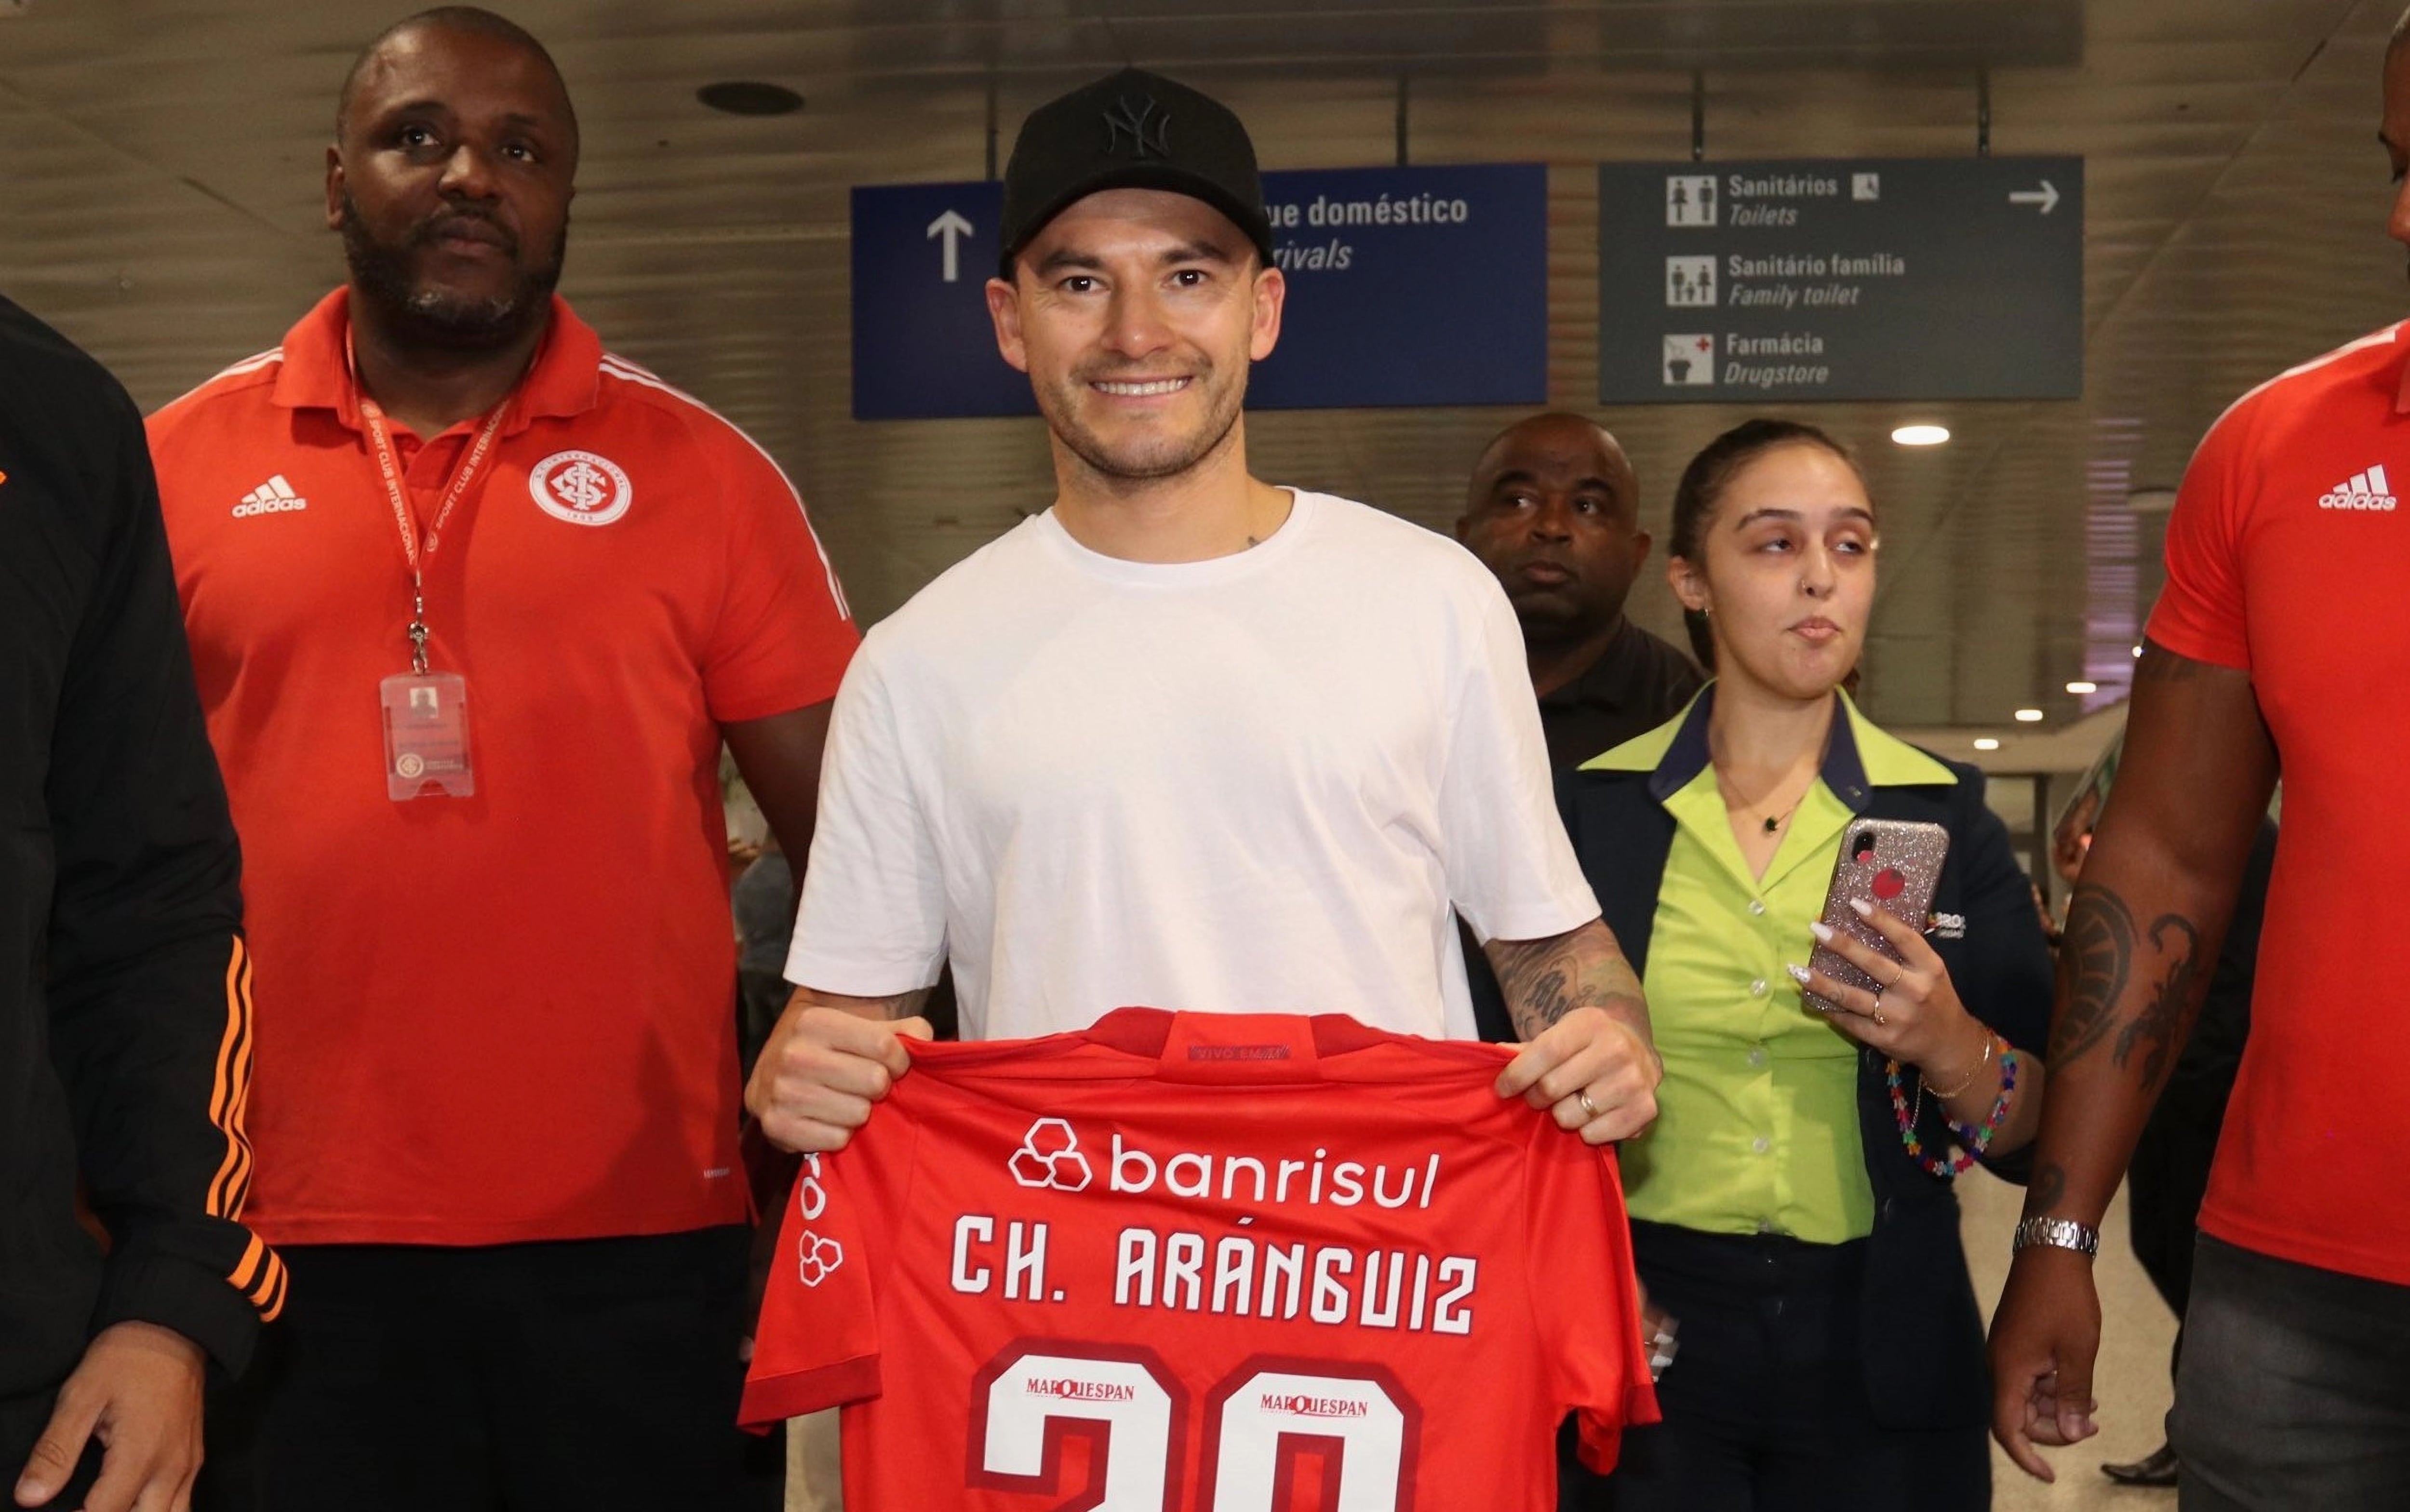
top-left (2319, 464), bottom-right (2397, 511)
top-left (232, 475), bottom-right (308, 517)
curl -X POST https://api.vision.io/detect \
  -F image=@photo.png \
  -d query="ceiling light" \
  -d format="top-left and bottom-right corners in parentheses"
top-left (2066, 680), bottom-right (2097, 694)
top-left (2014, 708), bottom-right (2045, 723)
top-left (1972, 737), bottom-right (2001, 751)
top-left (1890, 424), bottom-right (1950, 447)
top-left (697, 81), bottom-right (804, 116)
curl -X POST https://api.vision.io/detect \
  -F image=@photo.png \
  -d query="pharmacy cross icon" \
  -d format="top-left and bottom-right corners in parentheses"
top-left (1663, 334), bottom-right (1715, 387)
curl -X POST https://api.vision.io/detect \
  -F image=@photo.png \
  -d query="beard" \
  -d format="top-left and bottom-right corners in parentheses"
top-left (1506, 582), bottom-right (1590, 638)
top-left (1037, 352), bottom-right (1249, 484)
top-left (340, 190), bottom-right (566, 352)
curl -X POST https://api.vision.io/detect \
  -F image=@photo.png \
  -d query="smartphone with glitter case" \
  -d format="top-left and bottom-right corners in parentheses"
top-left (1803, 818), bottom-right (1949, 1015)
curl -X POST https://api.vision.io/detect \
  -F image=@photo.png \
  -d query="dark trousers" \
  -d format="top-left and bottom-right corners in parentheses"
top-left (1563, 1221), bottom-right (1987, 1512)
top-left (2128, 1080), bottom-right (2230, 1444)
top-left (0, 1389), bottom-right (102, 1510)
top-left (2129, 1097), bottom-right (2224, 1321)
top-left (2170, 1234), bottom-right (2410, 1511)
top-left (196, 1227), bottom-right (780, 1512)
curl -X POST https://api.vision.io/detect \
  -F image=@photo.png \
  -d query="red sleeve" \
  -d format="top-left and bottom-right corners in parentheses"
top-left (2144, 398), bottom-right (2255, 671)
top-left (699, 420), bottom-right (859, 723)
top-left (1524, 1129), bottom-right (1660, 1474)
top-left (740, 1148), bottom-right (885, 1428)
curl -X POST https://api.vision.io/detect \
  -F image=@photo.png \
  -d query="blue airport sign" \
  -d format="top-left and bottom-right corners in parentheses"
top-left (851, 163), bottom-right (1548, 420)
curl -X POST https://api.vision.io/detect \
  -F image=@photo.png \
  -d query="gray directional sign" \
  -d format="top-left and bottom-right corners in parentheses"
top-left (1599, 157), bottom-right (2083, 403)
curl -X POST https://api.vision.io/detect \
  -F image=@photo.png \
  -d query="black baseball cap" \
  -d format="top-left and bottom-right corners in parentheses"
top-left (997, 67), bottom-right (1276, 278)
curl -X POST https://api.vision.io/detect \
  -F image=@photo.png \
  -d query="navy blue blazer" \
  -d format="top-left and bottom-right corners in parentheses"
top-left (1559, 689), bottom-right (2054, 1430)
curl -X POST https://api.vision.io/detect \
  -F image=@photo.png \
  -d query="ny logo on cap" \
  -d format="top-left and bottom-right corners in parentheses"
top-left (1101, 94), bottom-right (1171, 158)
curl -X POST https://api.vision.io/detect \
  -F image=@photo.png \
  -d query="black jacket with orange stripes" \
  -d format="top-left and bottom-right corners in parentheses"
top-left (0, 293), bottom-right (277, 1401)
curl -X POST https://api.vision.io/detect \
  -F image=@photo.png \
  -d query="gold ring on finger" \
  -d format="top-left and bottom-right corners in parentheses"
top-left (1578, 1089), bottom-right (1600, 1119)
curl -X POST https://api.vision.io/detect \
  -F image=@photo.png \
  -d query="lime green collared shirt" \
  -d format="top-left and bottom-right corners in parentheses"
top-left (1581, 690), bottom-right (1956, 1245)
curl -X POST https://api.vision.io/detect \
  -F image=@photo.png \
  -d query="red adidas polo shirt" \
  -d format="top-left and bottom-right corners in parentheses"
top-left (2148, 320), bottom-right (2410, 1285)
top-left (148, 289), bottom-right (857, 1246)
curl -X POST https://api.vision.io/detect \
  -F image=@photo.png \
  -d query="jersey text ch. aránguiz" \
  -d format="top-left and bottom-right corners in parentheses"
top-left (745, 1008), bottom-right (1659, 1509)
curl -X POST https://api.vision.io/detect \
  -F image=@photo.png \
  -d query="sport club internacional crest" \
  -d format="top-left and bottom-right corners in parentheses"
top-left (529, 449), bottom-right (634, 527)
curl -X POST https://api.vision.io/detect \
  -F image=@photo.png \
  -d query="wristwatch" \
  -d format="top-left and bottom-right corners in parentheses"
top-left (2013, 1216), bottom-right (2101, 1258)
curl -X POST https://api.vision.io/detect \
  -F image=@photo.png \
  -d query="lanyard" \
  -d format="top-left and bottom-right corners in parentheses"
top-left (349, 335), bottom-right (511, 675)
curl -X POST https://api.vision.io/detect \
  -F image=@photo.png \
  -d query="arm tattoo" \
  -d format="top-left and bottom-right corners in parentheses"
top-left (2025, 1161), bottom-right (2067, 1217)
top-left (2050, 883), bottom-right (2134, 1064)
top-left (2114, 915), bottom-right (2202, 1093)
top-left (1487, 923), bottom-right (1651, 1046)
top-left (2051, 883), bottom-right (2206, 1093)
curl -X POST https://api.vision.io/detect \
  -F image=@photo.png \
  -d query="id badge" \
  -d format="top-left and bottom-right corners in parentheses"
top-left (379, 672), bottom-right (475, 800)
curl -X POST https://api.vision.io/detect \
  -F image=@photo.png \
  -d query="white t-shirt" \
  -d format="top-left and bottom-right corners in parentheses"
top-left (787, 489), bottom-right (1598, 1041)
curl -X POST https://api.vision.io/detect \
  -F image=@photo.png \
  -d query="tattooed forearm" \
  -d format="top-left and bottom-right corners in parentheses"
top-left (2114, 915), bottom-right (2202, 1093)
top-left (2051, 881), bottom-right (2208, 1094)
top-left (2050, 883), bottom-right (2134, 1064)
top-left (2024, 1162), bottom-right (2067, 1217)
top-left (1486, 921), bottom-right (1651, 1045)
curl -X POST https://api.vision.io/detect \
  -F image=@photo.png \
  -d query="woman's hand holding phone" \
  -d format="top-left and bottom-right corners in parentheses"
top-left (1789, 898), bottom-right (1987, 1083)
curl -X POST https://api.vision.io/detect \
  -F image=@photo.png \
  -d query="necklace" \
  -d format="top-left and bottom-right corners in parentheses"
top-left (1713, 734), bottom-right (1822, 840)
top-left (1726, 783), bottom-right (1807, 837)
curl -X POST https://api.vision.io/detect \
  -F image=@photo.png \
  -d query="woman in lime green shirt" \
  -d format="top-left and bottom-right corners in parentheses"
top-left (1557, 419), bottom-right (2053, 1511)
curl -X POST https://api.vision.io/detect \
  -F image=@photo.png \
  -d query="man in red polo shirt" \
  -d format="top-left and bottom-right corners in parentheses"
top-left (147, 9), bottom-right (854, 1509)
top-left (1988, 14), bottom-right (2410, 1503)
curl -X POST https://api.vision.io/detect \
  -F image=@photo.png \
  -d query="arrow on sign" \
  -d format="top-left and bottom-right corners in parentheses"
top-left (927, 210), bottom-right (974, 282)
top-left (2008, 180), bottom-right (2061, 215)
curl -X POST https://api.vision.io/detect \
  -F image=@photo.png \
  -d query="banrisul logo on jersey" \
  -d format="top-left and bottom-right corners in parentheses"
top-left (1004, 1117), bottom-right (1443, 1211)
top-left (1008, 1118), bottom-right (1093, 1192)
top-left (793, 1153), bottom-right (843, 1287)
top-left (962, 1119), bottom-right (1482, 1342)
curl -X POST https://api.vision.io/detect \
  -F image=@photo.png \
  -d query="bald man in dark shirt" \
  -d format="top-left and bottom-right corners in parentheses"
top-left (1457, 413), bottom-right (1702, 769)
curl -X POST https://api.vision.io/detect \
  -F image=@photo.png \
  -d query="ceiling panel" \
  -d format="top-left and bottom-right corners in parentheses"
top-left (1, 0), bottom-right (2400, 773)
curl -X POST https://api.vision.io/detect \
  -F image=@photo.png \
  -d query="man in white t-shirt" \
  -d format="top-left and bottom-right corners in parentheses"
top-left (749, 67), bottom-right (1659, 1151)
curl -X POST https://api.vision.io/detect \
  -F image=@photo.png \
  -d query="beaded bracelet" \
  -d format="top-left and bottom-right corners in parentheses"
top-left (1886, 1034), bottom-right (2016, 1178)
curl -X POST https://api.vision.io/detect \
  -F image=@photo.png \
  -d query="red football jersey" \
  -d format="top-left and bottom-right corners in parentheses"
top-left (744, 1008), bottom-right (1660, 1508)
